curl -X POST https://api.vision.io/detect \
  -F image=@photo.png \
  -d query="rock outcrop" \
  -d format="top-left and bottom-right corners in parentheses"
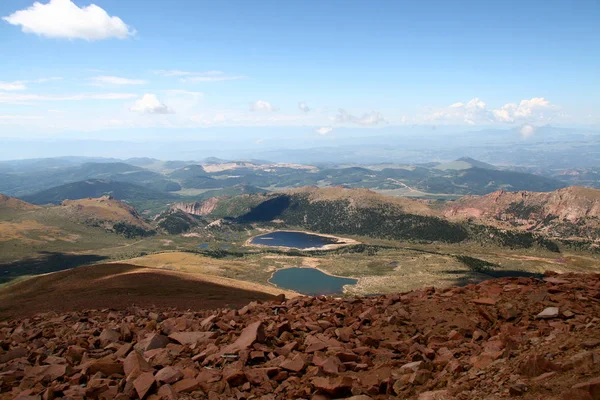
top-left (170, 197), bottom-right (222, 216)
top-left (444, 187), bottom-right (600, 242)
top-left (1, 272), bottom-right (600, 399)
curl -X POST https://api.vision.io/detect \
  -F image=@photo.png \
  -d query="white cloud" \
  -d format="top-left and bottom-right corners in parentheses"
top-left (315, 127), bottom-right (333, 135)
top-left (91, 76), bottom-right (146, 85)
top-left (335, 109), bottom-right (387, 126)
top-left (492, 97), bottom-right (553, 123)
top-left (182, 73), bottom-right (245, 83)
top-left (423, 97), bottom-right (557, 125)
top-left (0, 81), bottom-right (27, 91)
top-left (0, 92), bottom-right (137, 104)
top-left (0, 77), bottom-right (62, 91)
top-left (2, 0), bottom-right (135, 41)
top-left (299, 102), bottom-right (310, 113)
top-left (155, 70), bottom-right (194, 77)
top-left (0, 115), bottom-right (43, 120)
top-left (519, 123), bottom-right (536, 138)
top-left (130, 94), bottom-right (172, 114)
top-left (157, 70), bottom-right (246, 82)
top-left (250, 100), bottom-right (277, 112)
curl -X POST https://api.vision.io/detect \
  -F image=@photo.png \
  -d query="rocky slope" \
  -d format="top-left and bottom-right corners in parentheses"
top-left (2, 272), bottom-right (600, 399)
top-left (444, 187), bottom-right (600, 242)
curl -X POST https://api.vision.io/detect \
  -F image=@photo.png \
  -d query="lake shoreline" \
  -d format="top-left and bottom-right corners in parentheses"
top-left (245, 229), bottom-right (360, 251)
top-left (267, 264), bottom-right (358, 296)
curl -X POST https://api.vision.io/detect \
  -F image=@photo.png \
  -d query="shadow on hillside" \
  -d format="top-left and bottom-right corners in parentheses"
top-left (237, 195), bottom-right (291, 223)
top-left (0, 263), bottom-right (280, 319)
top-left (445, 268), bottom-right (543, 287)
top-left (0, 252), bottom-right (108, 285)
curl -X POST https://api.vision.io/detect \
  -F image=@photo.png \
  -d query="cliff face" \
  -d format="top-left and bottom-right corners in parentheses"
top-left (171, 197), bottom-right (222, 216)
top-left (444, 187), bottom-right (600, 241)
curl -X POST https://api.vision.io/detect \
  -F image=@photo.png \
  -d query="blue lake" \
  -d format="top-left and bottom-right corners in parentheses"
top-left (270, 267), bottom-right (357, 295)
top-left (251, 231), bottom-right (339, 249)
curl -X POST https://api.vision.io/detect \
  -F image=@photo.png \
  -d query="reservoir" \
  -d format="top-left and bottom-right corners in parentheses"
top-left (250, 230), bottom-right (339, 249)
top-left (270, 267), bottom-right (357, 295)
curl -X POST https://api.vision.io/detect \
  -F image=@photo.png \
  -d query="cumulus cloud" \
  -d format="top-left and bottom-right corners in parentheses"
top-left (0, 92), bottom-right (136, 104)
top-left (492, 98), bottom-right (553, 123)
top-left (315, 127), bottom-right (333, 135)
top-left (250, 100), bottom-right (277, 112)
top-left (130, 94), bottom-right (172, 114)
top-left (519, 123), bottom-right (536, 138)
top-left (335, 109), bottom-right (387, 126)
top-left (298, 102), bottom-right (310, 113)
top-left (2, 0), bottom-right (135, 40)
top-left (424, 97), bottom-right (557, 125)
top-left (91, 76), bottom-right (146, 85)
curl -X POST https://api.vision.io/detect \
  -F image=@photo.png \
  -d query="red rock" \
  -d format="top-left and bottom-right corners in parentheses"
top-left (536, 307), bottom-right (559, 319)
top-left (473, 298), bottom-right (497, 306)
top-left (124, 351), bottom-right (152, 379)
top-left (173, 378), bottom-right (201, 393)
top-left (200, 314), bottom-right (217, 329)
top-left (335, 327), bottom-right (353, 342)
top-left (134, 371), bottom-right (155, 399)
top-left (168, 331), bottom-right (216, 346)
top-left (277, 321), bottom-right (291, 336)
top-left (418, 390), bottom-right (452, 399)
top-left (320, 357), bottom-right (342, 375)
top-left (312, 376), bottom-right (354, 397)
top-left (135, 333), bottom-right (169, 352)
top-left (156, 384), bottom-right (178, 400)
top-left (572, 376), bottom-right (600, 400)
top-left (399, 361), bottom-right (425, 373)
top-left (223, 363), bottom-right (247, 386)
top-left (519, 354), bottom-right (558, 377)
top-left (410, 369), bottom-right (431, 385)
top-left (281, 354), bottom-right (306, 372)
top-left (86, 360), bottom-right (124, 376)
top-left (155, 366), bottom-right (183, 384)
top-left (99, 328), bottom-right (120, 345)
top-left (197, 369), bottom-right (222, 384)
top-left (0, 347), bottom-right (27, 363)
top-left (220, 321), bottom-right (265, 354)
top-left (305, 335), bottom-right (328, 353)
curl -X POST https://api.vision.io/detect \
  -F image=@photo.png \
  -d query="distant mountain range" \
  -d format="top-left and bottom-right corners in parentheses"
top-left (0, 156), bottom-right (578, 208)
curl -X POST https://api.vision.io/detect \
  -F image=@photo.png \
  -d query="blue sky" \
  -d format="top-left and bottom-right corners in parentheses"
top-left (0, 0), bottom-right (599, 142)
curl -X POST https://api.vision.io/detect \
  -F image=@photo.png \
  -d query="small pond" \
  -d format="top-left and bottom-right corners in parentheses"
top-left (250, 231), bottom-right (339, 249)
top-left (270, 267), bottom-right (357, 295)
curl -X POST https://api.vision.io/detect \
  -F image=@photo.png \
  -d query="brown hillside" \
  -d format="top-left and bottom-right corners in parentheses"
top-left (61, 196), bottom-right (153, 230)
top-left (0, 194), bottom-right (39, 212)
top-left (0, 263), bottom-right (291, 320)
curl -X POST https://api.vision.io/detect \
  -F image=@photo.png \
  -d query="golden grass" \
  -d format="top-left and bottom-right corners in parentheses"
top-left (61, 197), bottom-right (152, 229)
top-left (0, 220), bottom-right (79, 244)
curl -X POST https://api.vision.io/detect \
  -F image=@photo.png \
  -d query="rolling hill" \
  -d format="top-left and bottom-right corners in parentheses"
top-left (0, 194), bottom-right (39, 212)
top-left (20, 179), bottom-right (174, 205)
